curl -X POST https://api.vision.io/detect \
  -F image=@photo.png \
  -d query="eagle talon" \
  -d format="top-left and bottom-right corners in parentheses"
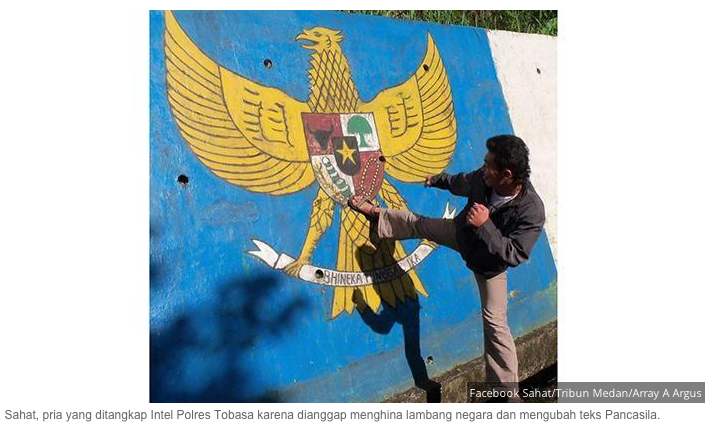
top-left (283, 258), bottom-right (309, 277)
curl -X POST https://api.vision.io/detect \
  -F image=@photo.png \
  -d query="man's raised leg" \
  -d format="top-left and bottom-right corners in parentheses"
top-left (347, 196), bottom-right (459, 251)
top-left (377, 209), bottom-right (459, 252)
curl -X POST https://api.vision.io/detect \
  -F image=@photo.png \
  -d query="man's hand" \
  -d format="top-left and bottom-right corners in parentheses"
top-left (466, 203), bottom-right (489, 228)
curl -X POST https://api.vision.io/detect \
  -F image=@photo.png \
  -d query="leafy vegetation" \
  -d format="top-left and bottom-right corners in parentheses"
top-left (342, 10), bottom-right (557, 36)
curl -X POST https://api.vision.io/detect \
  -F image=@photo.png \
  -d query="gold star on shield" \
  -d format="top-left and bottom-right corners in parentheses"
top-left (336, 142), bottom-right (356, 165)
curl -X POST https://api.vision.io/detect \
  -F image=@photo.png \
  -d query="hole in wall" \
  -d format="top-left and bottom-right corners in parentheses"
top-left (423, 64), bottom-right (429, 72)
top-left (378, 155), bottom-right (386, 163)
top-left (177, 174), bottom-right (189, 185)
top-left (315, 269), bottom-right (324, 279)
top-left (536, 67), bottom-right (541, 74)
top-left (264, 59), bottom-right (273, 69)
top-left (426, 355), bottom-right (434, 364)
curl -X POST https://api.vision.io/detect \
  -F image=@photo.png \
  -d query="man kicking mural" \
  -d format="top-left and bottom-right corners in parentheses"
top-left (349, 134), bottom-right (545, 401)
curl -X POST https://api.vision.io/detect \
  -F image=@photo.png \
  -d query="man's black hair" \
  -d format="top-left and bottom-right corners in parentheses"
top-left (485, 135), bottom-right (531, 184)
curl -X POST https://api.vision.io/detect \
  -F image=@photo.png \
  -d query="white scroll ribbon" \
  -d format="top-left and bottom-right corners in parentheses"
top-left (248, 203), bottom-right (456, 287)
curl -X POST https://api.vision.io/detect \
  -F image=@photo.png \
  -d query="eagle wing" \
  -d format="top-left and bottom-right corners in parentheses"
top-left (358, 33), bottom-right (457, 182)
top-left (164, 10), bottom-right (314, 195)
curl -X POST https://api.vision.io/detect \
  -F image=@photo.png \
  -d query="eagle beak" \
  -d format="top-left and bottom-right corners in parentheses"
top-left (296, 30), bottom-right (317, 49)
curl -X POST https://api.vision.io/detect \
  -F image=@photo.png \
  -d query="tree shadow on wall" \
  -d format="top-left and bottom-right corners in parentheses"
top-left (149, 220), bottom-right (165, 289)
top-left (351, 268), bottom-right (442, 403)
top-left (150, 273), bottom-right (309, 402)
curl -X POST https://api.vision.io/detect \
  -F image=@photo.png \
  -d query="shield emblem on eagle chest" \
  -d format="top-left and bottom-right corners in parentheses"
top-left (302, 112), bottom-right (385, 205)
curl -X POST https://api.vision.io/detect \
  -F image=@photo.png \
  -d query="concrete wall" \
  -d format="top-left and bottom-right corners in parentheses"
top-left (488, 30), bottom-right (557, 259)
top-left (150, 10), bottom-right (557, 403)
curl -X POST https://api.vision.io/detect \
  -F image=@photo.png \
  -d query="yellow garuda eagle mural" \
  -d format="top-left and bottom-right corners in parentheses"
top-left (163, 11), bottom-right (457, 318)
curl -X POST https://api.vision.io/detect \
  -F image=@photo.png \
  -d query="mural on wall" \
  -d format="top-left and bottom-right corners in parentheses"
top-left (152, 10), bottom-right (556, 403)
top-left (164, 11), bottom-right (458, 318)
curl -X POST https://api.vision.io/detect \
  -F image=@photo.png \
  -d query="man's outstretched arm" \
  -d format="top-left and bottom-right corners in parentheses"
top-left (425, 168), bottom-right (482, 197)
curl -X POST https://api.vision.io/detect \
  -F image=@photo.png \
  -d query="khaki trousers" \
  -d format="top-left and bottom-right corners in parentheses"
top-left (377, 209), bottom-right (519, 385)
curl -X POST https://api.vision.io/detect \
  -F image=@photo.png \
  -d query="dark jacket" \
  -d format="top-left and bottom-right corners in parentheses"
top-left (429, 169), bottom-right (546, 278)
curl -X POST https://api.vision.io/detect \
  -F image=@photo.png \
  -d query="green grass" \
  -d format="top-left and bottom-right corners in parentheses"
top-left (341, 10), bottom-right (557, 36)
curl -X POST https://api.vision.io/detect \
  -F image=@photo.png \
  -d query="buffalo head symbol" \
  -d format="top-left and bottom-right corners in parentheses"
top-left (306, 123), bottom-right (334, 150)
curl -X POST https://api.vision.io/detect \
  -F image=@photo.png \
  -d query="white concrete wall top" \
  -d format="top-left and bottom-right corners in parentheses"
top-left (487, 30), bottom-right (557, 261)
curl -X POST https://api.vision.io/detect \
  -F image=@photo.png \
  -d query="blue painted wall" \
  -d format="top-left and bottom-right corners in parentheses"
top-left (150, 10), bottom-right (557, 402)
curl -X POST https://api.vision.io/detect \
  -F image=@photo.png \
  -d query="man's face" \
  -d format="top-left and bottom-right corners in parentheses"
top-left (481, 152), bottom-right (512, 188)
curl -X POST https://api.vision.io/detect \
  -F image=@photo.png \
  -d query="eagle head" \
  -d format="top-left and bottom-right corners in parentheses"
top-left (296, 27), bottom-right (343, 52)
